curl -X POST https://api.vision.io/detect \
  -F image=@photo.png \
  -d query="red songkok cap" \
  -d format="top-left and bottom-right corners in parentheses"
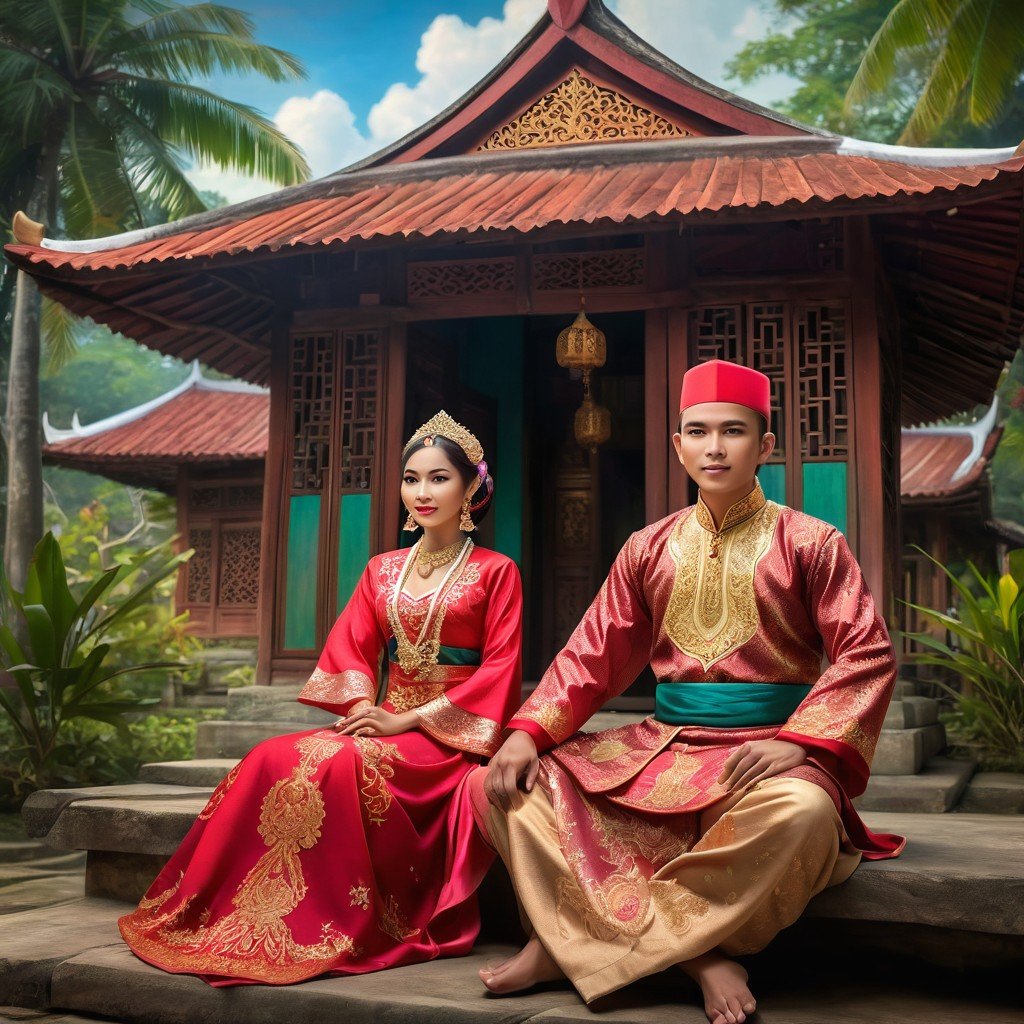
top-left (679, 359), bottom-right (771, 420)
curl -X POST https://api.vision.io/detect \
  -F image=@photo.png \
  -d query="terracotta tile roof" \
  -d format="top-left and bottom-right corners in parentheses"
top-left (43, 364), bottom-right (268, 489)
top-left (901, 403), bottom-right (1002, 501)
top-left (8, 139), bottom-right (1023, 273)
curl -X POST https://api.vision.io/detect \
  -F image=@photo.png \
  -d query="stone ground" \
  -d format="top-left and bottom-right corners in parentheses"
top-left (1, 815), bottom-right (1021, 1024)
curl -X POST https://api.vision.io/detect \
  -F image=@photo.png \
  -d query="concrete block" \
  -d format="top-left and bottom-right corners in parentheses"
top-left (137, 759), bottom-right (238, 787)
top-left (902, 696), bottom-right (939, 727)
top-left (194, 719), bottom-right (310, 758)
top-left (227, 685), bottom-right (336, 724)
top-left (872, 728), bottom-right (925, 775)
top-left (854, 757), bottom-right (975, 813)
top-left (50, 943), bottom-right (582, 1024)
top-left (85, 850), bottom-right (168, 903)
top-left (960, 772), bottom-right (1024, 815)
top-left (883, 699), bottom-right (905, 729)
top-left (921, 722), bottom-right (946, 760)
top-left (43, 796), bottom-right (209, 856)
top-left (21, 785), bottom-right (211, 840)
top-left (893, 679), bottom-right (920, 699)
top-left (0, 898), bottom-right (123, 1008)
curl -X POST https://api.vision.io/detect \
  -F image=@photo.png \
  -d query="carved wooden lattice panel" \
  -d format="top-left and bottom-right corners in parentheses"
top-left (480, 69), bottom-right (690, 150)
top-left (748, 303), bottom-right (788, 458)
top-left (190, 486), bottom-right (221, 511)
top-left (186, 528), bottom-right (213, 604)
top-left (339, 330), bottom-right (380, 491)
top-left (290, 333), bottom-right (335, 493)
top-left (690, 306), bottom-right (742, 365)
top-left (533, 250), bottom-right (646, 291)
top-left (218, 526), bottom-right (262, 606)
top-left (226, 484), bottom-right (263, 509)
top-left (796, 304), bottom-right (849, 458)
top-left (408, 258), bottom-right (516, 300)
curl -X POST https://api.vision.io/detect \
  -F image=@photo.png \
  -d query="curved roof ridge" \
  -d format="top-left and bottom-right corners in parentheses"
top-left (43, 361), bottom-right (268, 444)
top-left (902, 398), bottom-right (1000, 483)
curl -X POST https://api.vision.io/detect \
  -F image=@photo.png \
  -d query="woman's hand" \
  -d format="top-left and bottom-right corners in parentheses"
top-left (333, 705), bottom-right (418, 737)
top-left (718, 739), bottom-right (807, 791)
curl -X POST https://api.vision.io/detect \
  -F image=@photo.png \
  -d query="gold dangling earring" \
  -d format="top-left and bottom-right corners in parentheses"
top-left (403, 510), bottom-right (418, 532)
top-left (459, 497), bottom-right (476, 533)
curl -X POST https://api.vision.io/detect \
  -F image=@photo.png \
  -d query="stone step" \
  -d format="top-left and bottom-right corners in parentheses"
top-left (194, 720), bottom-right (318, 758)
top-left (872, 724), bottom-right (946, 775)
top-left (893, 678), bottom-right (921, 699)
top-left (0, 1009), bottom-right (111, 1023)
top-left (0, 900), bottom-right (1017, 1024)
top-left (137, 760), bottom-right (238, 788)
top-left (226, 686), bottom-right (335, 724)
top-left (854, 757), bottom-right (975, 813)
top-left (883, 696), bottom-right (940, 730)
top-left (960, 772), bottom-right (1024, 814)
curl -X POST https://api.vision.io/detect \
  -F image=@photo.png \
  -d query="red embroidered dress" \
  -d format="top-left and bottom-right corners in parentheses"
top-left (119, 545), bottom-right (522, 985)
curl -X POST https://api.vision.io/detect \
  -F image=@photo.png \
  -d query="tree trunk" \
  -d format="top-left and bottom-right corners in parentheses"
top-left (2, 121), bottom-right (62, 592)
top-left (3, 269), bottom-right (44, 590)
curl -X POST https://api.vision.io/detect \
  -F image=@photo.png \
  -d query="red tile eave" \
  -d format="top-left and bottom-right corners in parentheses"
top-left (900, 425), bottom-right (1002, 500)
top-left (7, 153), bottom-right (1022, 279)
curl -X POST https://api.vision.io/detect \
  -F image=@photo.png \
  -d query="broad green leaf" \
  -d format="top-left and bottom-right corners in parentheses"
top-left (22, 605), bottom-right (56, 670)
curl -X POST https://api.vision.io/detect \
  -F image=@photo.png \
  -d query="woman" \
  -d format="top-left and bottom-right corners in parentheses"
top-left (119, 411), bottom-right (523, 986)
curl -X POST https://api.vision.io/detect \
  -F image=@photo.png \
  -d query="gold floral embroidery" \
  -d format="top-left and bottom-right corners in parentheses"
top-left (386, 682), bottom-right (445, 713)
top-left (698, 812), bottom-right (737, 851)
top-left (349, 884), bottom-right (370, 910)
top-left (631, 751), bottom-right (701, 809)
top-left (119, 732), bottom-right (356, 982)
top-left (585, 800), bottom-right (688, 866)
top-left (555, 876), bottom-right (618, 941)
top-left (665, 493), bottom-right (780, 670)
top-left (377, 894), bottom-right (420, 942)
top-left (415, 692), bottom-right (501, 756)
top-left (516, 699), bottom-right (571, 743)
top-left (198, 761), bottom-right (241, 820)
top-left (353, 736), bottom-right (404, 825)
top-left (650, 880), bottom-right (710, 935)
top-left (298, 667), bottom-right (376, 708)
top-left (587, 739), bottom-right (632, 763)
top-left (562, 868), bottom-right (652, 938)
top-left (784, 701), bottom-right (876, 762)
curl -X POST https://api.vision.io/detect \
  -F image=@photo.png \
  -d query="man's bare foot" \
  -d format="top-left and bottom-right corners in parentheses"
top-left (478, 935), bottom-right (565, 995)
top-left (680, 950), bottom-right (757, 1024)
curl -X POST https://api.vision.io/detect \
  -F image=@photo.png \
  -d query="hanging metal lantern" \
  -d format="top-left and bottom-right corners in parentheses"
top-left (556, 307), bottom-right (607, 372)
top-left (574, 370), bottom-right (612, 452)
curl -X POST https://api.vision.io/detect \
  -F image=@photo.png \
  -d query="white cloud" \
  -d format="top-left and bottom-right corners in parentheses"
top-left (367, 0), bottom-right (545, 143)
top-left (276, 89), bottom-right (377, 179)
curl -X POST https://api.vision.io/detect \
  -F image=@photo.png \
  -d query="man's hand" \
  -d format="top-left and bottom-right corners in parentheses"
top-left (334, 705), bottom-right (418, 737)
top-left (718, 739), bottom-right (806, 791)
top-left (485, 730), bottom-right (539, 812)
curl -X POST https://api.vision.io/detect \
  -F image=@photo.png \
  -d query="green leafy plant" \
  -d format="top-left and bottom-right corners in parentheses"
top-left (901, 546), bottom-right (1024, 770)
top-left (0, 531), bottom-right (190, 795)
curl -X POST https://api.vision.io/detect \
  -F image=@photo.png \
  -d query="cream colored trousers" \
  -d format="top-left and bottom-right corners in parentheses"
top-left (487, 776), bottom-right (859, 1002)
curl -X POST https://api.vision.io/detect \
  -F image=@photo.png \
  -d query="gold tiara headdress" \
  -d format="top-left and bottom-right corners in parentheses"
top-left (403, 410), bottom-right (484, 465)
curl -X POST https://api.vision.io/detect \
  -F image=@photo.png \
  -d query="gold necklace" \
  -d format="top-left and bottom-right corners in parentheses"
top-left (414, 539), bottom-right (463, 578)
top-left (388, 538), bottom-right (473, 678)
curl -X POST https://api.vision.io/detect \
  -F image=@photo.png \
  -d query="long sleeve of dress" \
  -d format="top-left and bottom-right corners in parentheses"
top-left (509, 533), bottom-right (654, 753)
top-left (775, 530), bottom-right (897, 797)
top-left (296, 560), bottom-right (384, 716)
top-left (415, 558), bottom-right (523, 757)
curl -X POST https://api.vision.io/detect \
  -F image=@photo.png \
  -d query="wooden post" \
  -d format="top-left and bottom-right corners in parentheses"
top-left (847, 218), bottom-right (887, 612)
top-left (255, 316), bottom-right (291, 686)
top-left (666, 306), bottom-right (689, 513)
top-left (644, 308), bottom-right (669, 523)
top-left (375, 324), bottom-right (408, 554)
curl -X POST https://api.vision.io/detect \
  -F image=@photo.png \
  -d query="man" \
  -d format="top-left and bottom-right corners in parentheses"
top-left (475, 359), bottom-right (903, 1024)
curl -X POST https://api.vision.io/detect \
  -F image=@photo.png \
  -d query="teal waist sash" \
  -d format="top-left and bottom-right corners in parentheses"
top-left (387, 637), bottom-right (480, 667)
top-left (655, 682), bottom-right (812, 728)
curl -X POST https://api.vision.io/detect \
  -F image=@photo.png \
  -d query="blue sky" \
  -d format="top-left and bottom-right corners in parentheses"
top-left (190, 0), bottom-right (796, 201)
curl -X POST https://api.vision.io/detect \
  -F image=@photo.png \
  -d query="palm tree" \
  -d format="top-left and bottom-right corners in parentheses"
top-left (0, 1), bottom-right (310, 589)
top-left (846, 0), bottom-right (1024, 144)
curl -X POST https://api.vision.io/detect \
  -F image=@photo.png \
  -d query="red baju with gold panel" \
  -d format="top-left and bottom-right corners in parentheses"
top-left (119, 545), bottom-right (522, 986)
top-left (494, 485), bottom-right (902, 995)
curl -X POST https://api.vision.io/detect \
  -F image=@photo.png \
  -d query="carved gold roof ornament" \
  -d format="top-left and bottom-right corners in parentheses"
top-left (479, 68), bottom-right (690, 151)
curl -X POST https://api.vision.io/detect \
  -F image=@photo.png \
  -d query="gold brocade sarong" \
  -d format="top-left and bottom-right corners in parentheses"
top-left (487, 775), bottom-right (859, 1003)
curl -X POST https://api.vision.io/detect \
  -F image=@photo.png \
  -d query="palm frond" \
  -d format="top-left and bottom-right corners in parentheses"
top-left (114, 74), bottom-right (310, 184)
top-left (41, 298), bottom-right (83, 376)
top-left (119, 31), bottom-right (305, 82)
top-left (966, 0), bottom-right (1024, 125)
top-left (846, 0), bottom-right (954, 109)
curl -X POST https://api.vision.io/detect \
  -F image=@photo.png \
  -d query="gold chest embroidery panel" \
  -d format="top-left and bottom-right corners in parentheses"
top-left (664, 502), bottom-right (780, 671)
